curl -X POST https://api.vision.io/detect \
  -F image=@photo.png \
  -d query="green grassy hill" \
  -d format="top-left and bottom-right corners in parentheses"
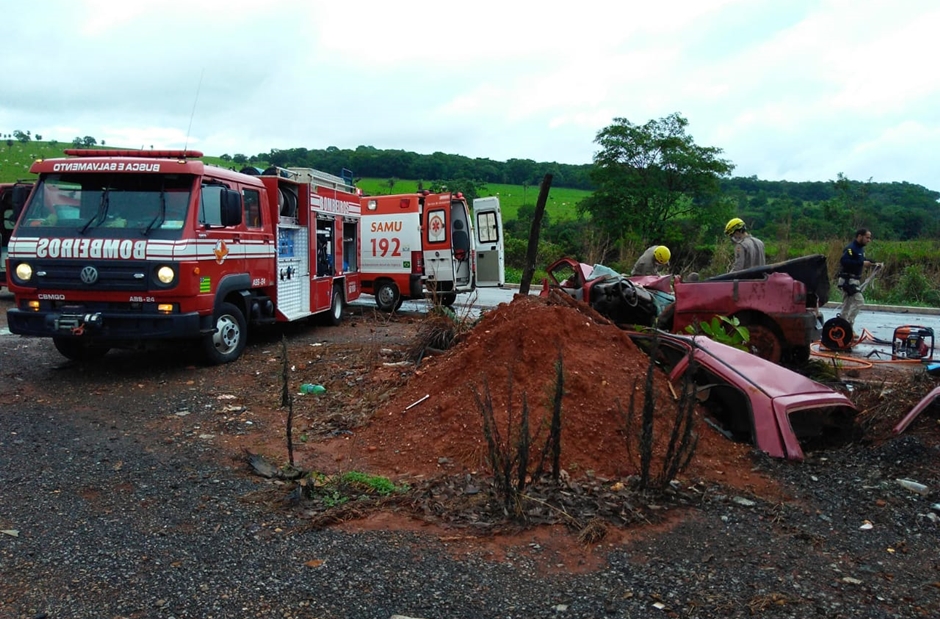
top-left (357, 179), bottom-right (590, 221)
top-left (1, 142), bottom-right (591, 222)
top-left (0, 141), bottom-right (244, 182)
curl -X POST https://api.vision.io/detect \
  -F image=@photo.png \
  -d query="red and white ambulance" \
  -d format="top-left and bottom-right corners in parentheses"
top-left (360, 191), bottom-right (504, 311)
top-left (5, 150), bottom-right (360, 364)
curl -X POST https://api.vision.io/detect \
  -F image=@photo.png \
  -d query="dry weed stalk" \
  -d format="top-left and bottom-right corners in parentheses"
top-left (622, 333), bottom-right (698, 492)
top-left (474, 352), bottom-right (565, 519)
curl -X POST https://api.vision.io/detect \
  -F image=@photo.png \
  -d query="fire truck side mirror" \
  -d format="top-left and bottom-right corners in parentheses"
top-left (11, 185), bottom-right (32, 222)
top-left (219, 188), bottom-right (243, 227)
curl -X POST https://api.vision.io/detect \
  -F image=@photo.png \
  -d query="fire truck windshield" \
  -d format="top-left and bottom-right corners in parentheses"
top-left (17, 173), bottom-right (194, 239)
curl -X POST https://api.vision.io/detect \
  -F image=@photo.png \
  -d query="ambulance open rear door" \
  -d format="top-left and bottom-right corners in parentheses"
top-left (472, 196), bottom-right (504, 287)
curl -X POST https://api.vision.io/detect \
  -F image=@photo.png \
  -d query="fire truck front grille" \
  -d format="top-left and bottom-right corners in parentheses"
top-left (31, 260), bottom-right (152, 291)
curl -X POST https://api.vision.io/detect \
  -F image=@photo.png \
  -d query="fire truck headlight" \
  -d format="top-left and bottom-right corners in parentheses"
top-left (156, 265), bottom-right (175, 284)
top-left (15, 262), bottom-right (33, 282)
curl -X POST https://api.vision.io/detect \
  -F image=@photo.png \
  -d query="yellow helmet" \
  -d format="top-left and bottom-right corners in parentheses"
top-left (724, 217), bottom-right (746, 236)
top-left (653, 245), bottom-right (671, 265)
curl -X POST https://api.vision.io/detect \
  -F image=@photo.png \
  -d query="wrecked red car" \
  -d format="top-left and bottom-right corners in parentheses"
top-left (541, 255), bottom-right (829, 364)
top-left (628, 330), bottom-right (857, 461)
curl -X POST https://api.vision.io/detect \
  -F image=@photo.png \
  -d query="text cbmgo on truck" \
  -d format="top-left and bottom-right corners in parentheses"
top-left (360, 191), bottom-right (505, 311)
top-left (5, 149), bottom-right (361, 364)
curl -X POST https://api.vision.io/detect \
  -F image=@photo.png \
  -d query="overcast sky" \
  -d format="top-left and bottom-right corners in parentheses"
top-left (3, 0), bottom-right (939, 190)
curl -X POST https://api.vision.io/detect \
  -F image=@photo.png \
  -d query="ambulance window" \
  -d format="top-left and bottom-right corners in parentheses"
top-left (426, 208), bottom-right (447, 245)
top-left (477, 211), bottom-right (499, 244)
top-left (243, 188), bottom-right (262, 228)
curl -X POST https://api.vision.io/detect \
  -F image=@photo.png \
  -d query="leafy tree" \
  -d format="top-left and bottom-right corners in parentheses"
top-left (581, 113), bottom-right (734, 245)
top-left (266, 149), bottom-right (287, 167)
top-left (427, 178), bottom-right (487, 202)
top-left (220, 154), bottom-right (232, 162)
top-left (35, 134), bottom-right (42, 141)
top-left (13, 130), bottom-right (30, 142)
top-left (72, 136), bottom-right (84, 148)
top-left (82, 136), bottom-right (97, 147)
top-left (833, 172), bottom-right (872, 230)
top-left (233, 153), bottom-right (247, 165)
top-left (5, 139), bottom-right (12, 150)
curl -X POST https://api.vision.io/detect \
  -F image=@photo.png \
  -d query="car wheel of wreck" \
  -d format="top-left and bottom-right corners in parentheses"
top-left (742, 322), bottom-right (784, 364)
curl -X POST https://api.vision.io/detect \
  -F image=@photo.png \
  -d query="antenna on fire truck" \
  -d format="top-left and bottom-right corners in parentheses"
top-left (183, 69), bottom-right (205, 156)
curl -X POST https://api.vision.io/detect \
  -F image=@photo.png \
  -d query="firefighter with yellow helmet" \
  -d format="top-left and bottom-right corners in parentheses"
top-left (631, 244), bottom-right (672, 276)
top-left (725, 217), bottom-right (765, 273)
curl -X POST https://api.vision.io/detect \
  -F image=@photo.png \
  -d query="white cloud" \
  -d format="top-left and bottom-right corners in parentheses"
top-left (1, 0), bottom-right (939, 188)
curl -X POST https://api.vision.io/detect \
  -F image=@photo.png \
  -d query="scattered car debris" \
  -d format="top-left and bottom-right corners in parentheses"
top-left (893, 385), bottom-right (940, 434)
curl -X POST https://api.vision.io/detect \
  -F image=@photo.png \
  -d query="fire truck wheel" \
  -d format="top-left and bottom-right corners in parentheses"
top-left (203, 302), bottom-right (247, 365)
top-left (327, 285), bottom-right (344, 326)
top-left (52, 337), bottom-right (110, 361)
top-left (375, 281), bottom-right (400, 313)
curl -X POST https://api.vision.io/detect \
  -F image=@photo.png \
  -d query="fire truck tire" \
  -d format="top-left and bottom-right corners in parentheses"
top-left (375, 281), bottom-right (400, 313)
top-left (52, 337), bottom-right (110, 361)
top-left (203, 302), bottom-right (247, 365)
top-left (327, 284), bottom-right (344, 326)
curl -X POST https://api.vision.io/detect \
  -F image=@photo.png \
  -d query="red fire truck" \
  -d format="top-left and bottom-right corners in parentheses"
top-left (5, 150), bottom-right (361, 364)
top-left (360, 191), bottom-right (504, 311)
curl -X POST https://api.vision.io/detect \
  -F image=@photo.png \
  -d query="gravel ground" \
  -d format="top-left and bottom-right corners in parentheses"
top-left (2, 292), bottom-right (940, 619)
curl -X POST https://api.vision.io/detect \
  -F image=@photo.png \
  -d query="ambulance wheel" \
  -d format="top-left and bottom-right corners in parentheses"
top-left (203, 302), bottom-right (247, 365)
top-left (53, 337), bottom-right (110, 361)
top-left (439, 293), bottom-right (457, 307)
top-left (327, 284), bottom-right (344, 326)
top-left (375, 281), bottom-right (400, 313)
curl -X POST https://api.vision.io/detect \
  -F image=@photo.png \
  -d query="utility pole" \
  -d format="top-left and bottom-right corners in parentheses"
top-left (519, 173), bottom-right (553, 295)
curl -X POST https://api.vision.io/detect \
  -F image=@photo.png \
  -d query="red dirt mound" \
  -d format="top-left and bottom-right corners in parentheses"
top-left (336, 295), bottom-right (780, 497)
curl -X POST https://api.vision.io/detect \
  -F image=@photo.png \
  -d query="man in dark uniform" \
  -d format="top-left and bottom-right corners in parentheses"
top-left (838, 228), bottom-right (881, 327)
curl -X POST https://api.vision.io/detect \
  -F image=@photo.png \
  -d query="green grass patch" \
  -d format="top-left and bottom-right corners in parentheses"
top-left (304, 470), bottom-right (408, 506)
top-left (357, 178), bottom-right (591, 222)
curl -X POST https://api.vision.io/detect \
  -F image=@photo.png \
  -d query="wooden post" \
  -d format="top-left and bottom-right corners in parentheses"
top-left (519, 173), bottom-right (553, 295)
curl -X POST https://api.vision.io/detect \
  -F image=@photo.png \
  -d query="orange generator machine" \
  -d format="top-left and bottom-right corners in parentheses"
top-left (360, 191), bottom-right (504, 311)
top-left (5, 150), bottom-right (361, 364)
